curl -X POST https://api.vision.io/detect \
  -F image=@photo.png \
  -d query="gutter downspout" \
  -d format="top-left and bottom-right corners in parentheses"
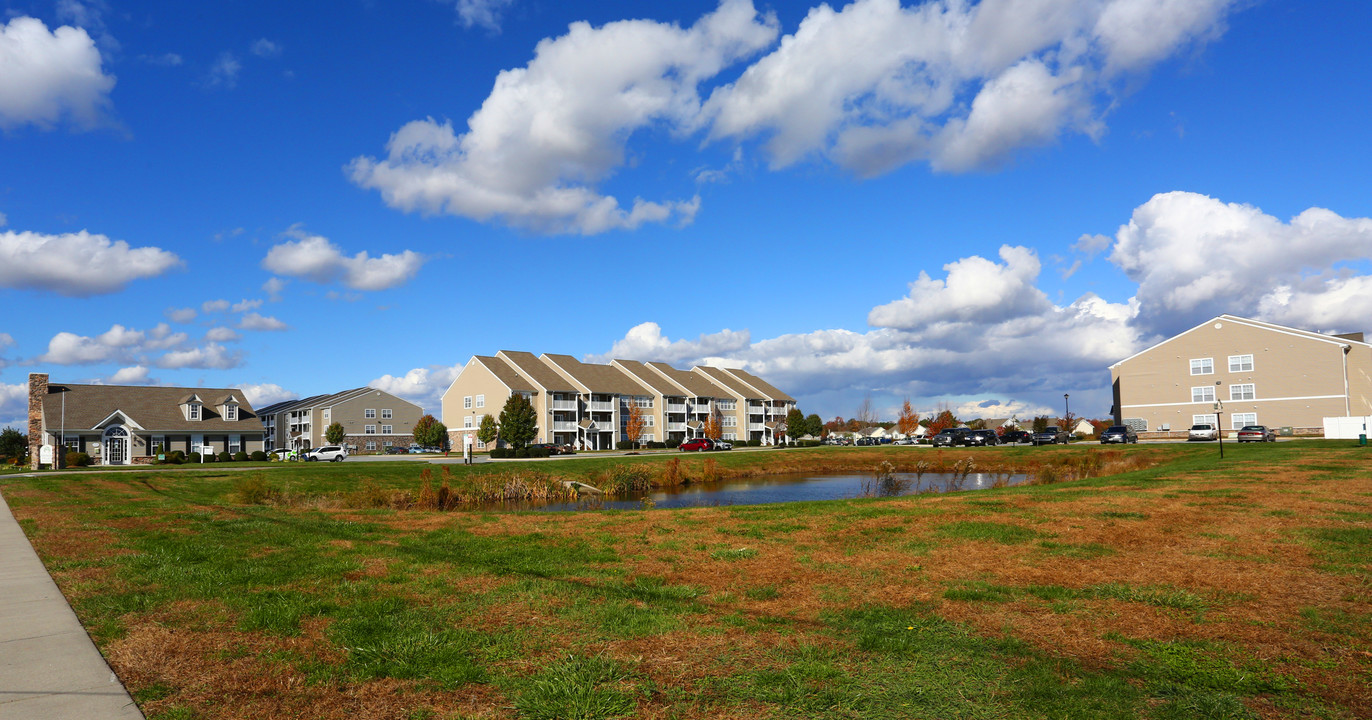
top-left (1342, 345), bottom-right (1352, 417)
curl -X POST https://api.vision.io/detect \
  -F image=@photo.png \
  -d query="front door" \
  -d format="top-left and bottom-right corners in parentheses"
top-left (104, 426), bottom-right (128, 465)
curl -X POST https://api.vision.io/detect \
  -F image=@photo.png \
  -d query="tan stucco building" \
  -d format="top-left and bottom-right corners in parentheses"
top-left (442, 352), bottom-right (795, 450)
top-left (1110, 315), bottom-right (1372, 436)
top-left (257, 387), bottom-right (423, 453)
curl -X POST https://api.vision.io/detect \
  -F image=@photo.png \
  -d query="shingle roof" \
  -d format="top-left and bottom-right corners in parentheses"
top-left (498, 351), bottom-right (573, 392)
top-left (694, 366), bottom-right (763, 399)
top-left (42, 383), bottom-right (263, 433)
top-left (542, 354), bottom-right (650, 396)
top-left (645, 362), bottom-right (720, 398)
top-left (611, 360), bottom-right (684, 396)
top-left (473, 355), bottom-right (535, 393)
top-left (721, 368), bottom-right (795, 402)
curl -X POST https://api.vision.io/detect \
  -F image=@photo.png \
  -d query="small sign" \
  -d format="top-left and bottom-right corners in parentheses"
top-left (40, 444), bottom-right (53, 465)
top-left (464, 434), bottom-right (473, 446)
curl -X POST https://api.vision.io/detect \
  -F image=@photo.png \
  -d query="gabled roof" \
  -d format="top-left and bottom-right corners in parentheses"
top-left (721, 367), bottom-right (795, 402)
top-left (498, 350), bottom-right (573, 392)
top-left (41, 383), bottom-right (262, 434)
top-left (611, 359), bottom-right (685, 396)
top-left (471, 355), bottom-right (535, 393)
top-left (1111, 314), bottom-right (1371, 368)
top-left (542, 354), bottom-right (651, 396)
top-left (645, 362), bottom-right (720, 398)
top-left (693, 366), bottom-right (763, 400)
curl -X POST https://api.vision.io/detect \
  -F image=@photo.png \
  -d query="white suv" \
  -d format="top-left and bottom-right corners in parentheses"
top-left (1187, 424), bottom-right (1218, 441)
top-left (306, 445), bottom-right (347, 462)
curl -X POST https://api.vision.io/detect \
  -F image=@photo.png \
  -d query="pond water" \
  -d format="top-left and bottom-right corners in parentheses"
top-left (501, 471), bottom-right (1027, 512)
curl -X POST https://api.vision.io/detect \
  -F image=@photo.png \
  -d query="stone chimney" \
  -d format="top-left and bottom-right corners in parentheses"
top-left (28, 373), bottom-right (47, 470)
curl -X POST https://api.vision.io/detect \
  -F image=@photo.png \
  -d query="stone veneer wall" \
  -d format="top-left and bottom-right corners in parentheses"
top-left (28, 373), bottom-right (47, 470)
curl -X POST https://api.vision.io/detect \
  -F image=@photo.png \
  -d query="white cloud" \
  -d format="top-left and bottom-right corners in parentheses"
top-left (584, 321), bottom-right (751, 365)
top-left (705, 0), bottom-right (1235, 176)
top-left (155, 342), bottom-right (241, 370)
top-left (205, 326), bottom-right (240, 342)
top-left (201, 299), bottom-right (230, 313)
top-left (237, 312), bottom-right (289, 331)
top-left (166, 307), bottom-right (197, 323)
top-left (0, 229), bottom-right (181, 296)
top-left (0, 16), bottom-right (115, 130)
top-left (250, 38), bottom-right (281, 58)
top-left (867, 245), bottom-right (1053, 329)
top-left (262, 277), bottom-right (286, 301)
top-left (0, 332), bottom-right (12, 368)
top-left (368, 363), bottom-right (464, 415)
top-left (452, 0), bottom-right (515, 31)
top-left (108, 365), bottom-right (153, 384)
top-left (1106, 191), bottom-right (1372, 334)
top-left (231, 298), bottom-right (262, 312)
top-left (349, 0), bottom-right (777, 234)
top-left (205, 52), bottom-right (240, 89)
top-left (0, 382), bottom-right (27, 428)
top-left (37, 322), bottom-right (187, 365)
top-left (0, 212), bottom-right (6, 226)
top-left (262, 226), bottom-right (425, 291)
top-left (236, 383), bottom-right (297, 408)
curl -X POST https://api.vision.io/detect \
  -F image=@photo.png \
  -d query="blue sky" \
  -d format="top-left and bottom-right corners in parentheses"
top-left (3, 0), bottom-right (1371, 426)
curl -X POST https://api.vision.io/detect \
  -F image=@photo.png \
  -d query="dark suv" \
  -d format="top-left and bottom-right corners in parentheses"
top-left (1099, 425), bottom-right (1138, 444)
top-left (1001, 429), bottom-right (1032, 444)
top-left (964, 429), bottom-right (1000, 446)
top-left (932, 429), bottom-right (969, 447)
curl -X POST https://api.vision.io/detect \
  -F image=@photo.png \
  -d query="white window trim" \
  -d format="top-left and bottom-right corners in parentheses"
top-left (1191, 386), bottom-right (1216, 403)
top-left (1231, 413), bottom-right (1257, 429)
top-left (1193, 414), bottom-right (1218, 426)
top-left (1190, 357), bottom-right (1214, 375)
top-left (464, 396), bottom-right (473, 409)
top-left (365, 408), bottom-right (376, 419)
top-left (364, 425), bottom-right (376, 434)
top-left (475, 394), bottom-right (485, 408)
top-left (381, 425), bottom-right (393, 434)
top-left (381, 408), bottom-right (392, 419)
top-left (1230, 384), bottom-right (1255, 401)
top-left (225, 404), bottom-right (238, 421)
top-left (1228, 354), bottom-right (1254, 373)
top-left (464, 417), bottom-right (473, 428)
top-left (187, 402), bottom-right (201, 421)
top-left (366, 440), bottom-right (376, 450)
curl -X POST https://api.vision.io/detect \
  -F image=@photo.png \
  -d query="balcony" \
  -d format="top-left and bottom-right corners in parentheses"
top-left (666, 422), bottom-right (686, 431)
top-left (748, 423), bottom-right (766, 431)
top-left (551, 400), bottom-right (578, 411)
top-left (589, 401), bottom-right (615, 412)
top-left (552, 421), bottom-right (578, 432)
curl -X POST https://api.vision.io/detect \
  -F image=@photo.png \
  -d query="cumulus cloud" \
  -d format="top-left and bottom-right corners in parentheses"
top-left (706, 0), bottom-right (1234, 176)
top-left (1107, 191), bottom-right (1372, 334)
top-left (108, 365), bottom-right (153, 384)
top-left (0, 382), bottom-right (26, 428)
top-left (368, 363), bottom-right (465, 415)
top-left (155, 342), bottom-right (241, 370)
top-left (867, 245), bottom-right (1053, 329)
top-left (201, 299), bottom-right (230, 313)
top-left (262, 277), bottom-right (287, 301)
top-left (231, 298), bottom-right (262, 312)
top-left (166, 307), bottom-right (197, 323)
top-left (36, 323), bottom-right (187, 366)
top-left (238, 313), bottom-right (289, 331)
top-left (262, 226), bottom-right (425, 291)
top-left (204, 52), bottom-right (240, 89)
top-left (250, 38), bottom-right (281, 58)
top-left (0, 332), bottom-right (12, 368)
top-left (236, 383), bottom-right (297, 408)
top-left (205, 326), bottom-right (240, 342)
top-left (349, 0), bottom-right (777, 234)
top-left (0, 229), bottom-right (181, 296)
top-left (452, 0), bottom-right (516, 31)
top-left (0, 16), bottom-right (116, 130)
top-left (584, 322), bottom-right (751, 365)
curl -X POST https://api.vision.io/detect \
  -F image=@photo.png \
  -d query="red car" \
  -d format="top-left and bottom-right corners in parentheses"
top-left (679, 438), bottom-right (714, 452)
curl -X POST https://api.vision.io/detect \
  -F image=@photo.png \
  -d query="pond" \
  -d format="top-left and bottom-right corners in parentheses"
top-left (502, 470), bottom-right (1027, 512)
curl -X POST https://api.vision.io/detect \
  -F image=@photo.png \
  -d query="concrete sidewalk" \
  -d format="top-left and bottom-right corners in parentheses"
top-left (0, 489), bottom-right (143, 720)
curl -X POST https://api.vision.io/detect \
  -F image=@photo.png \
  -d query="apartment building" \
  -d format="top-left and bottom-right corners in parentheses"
top-left (693, 366), bottom-right (796, 445)
top-left (441, 352), bottom-right (795, 449)
top-left (1110, 314), bottom-right (1372, 436)
top-left (257, 387), bottom-right (423, 453)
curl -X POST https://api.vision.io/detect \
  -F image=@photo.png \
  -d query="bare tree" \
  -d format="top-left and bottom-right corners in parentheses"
top-left (856, 393), bottom-right (877, 430)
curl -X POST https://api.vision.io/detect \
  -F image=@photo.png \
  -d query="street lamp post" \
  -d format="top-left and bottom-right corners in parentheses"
top-left (1064, 393), bottom-right (1070, 421)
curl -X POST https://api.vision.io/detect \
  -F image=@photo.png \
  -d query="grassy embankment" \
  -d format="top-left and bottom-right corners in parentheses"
top-left (2, 442), bottom-right (1369, 719)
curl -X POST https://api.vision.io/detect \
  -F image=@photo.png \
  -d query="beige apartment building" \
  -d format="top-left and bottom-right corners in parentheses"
top-left (442, 352), bottom-right (796, 450)
top-left (1110, 315), bottom-right (1372, 436)
top-left (257, 387), bottom-right (423, 453)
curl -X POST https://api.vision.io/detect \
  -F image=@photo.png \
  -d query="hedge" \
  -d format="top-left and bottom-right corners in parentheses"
top-left (250, 450), bottom-right (267, 462)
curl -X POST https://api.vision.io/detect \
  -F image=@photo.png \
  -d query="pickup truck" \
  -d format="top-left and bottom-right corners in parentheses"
top-left (1032, 427), bottom-right (1070, 445)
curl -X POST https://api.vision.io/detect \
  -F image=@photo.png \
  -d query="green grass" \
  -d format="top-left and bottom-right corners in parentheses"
top-left (935, 520), bottom-right (1043, 544)
top-left (513, 654), bottom-right (637, 720)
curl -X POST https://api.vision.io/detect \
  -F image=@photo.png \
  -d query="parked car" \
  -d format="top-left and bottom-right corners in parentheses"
top-left (305, 445), bottom-right (347, 462)
top-left (894, 437), bottom-right (914, 445)
top-left (1099, 425), bottom-right (1138, 444)
top-left (1000, 429), bottom-right (1032, 444)
top-left (385, 445), bottom-right (409, 454)
top-left (964, 429), bottom-right (1000, 446)
top-left (932, 429), bottom-right (969, 447)
top-left (855, 437), bottom-right (878, 446)
top-left (269, 448), bottom-right (297, 461)
top-left (679, 438), bottom-right (714, 452)
top-left (1032, 427), bottom-right (1070, 445)
top-left (714, 439), bottom-right (733, 450)
top-left (1236, 425), bottom-right (1277, 442)
top-left (1188, 423), bottom-right (1219, 441)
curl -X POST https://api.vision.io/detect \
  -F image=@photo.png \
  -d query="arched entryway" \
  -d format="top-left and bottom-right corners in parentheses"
top-left (103, 425), bottom-right (129, 466)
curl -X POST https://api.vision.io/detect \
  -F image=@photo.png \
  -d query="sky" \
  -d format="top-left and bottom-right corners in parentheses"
top-left (3, 0), bottom-right (1371, 427)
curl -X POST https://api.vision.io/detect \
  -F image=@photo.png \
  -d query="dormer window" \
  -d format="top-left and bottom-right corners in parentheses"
top-left (188, 402), bottom-right (201, 420)
top-left (225, 403), bottom-right (238, 421)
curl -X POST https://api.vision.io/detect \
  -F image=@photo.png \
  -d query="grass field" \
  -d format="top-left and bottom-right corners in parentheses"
top-left (3, 442), bottom-right (1369, 719)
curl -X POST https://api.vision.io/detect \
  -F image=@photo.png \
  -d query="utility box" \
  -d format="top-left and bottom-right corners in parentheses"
top-left (1280, 426), bottom-right (1294, 436)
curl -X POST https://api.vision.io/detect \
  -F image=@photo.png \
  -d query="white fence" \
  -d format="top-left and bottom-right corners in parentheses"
top-left (1323, 416), bottom-right (1372, 439)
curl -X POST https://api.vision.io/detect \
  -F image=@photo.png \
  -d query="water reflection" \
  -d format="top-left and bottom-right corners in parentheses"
top-left (488, 471), bottom-right (1026, 512)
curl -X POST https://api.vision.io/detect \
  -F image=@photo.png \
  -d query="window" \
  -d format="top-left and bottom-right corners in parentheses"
top-left (1191, 386), bottom-right (1216, 403)
top-left (188, 403), bottom-right (201, 420)
top-left (475, 394), bottom-right (485, 408)
top-left (723, 433), bottom-right (737, 441)
top-left (384, 440), bottom-right (393, 447)
top-left (641, 433), bottom-right (655, 442)
top-left (323, 409), bottom-right (330, 421)
top-left (365, 425), bottom-right (376, 434)
top-left (365, 408), bottom-right (376, 419)
top-left (381, 425), bottom-right (393, 434)
top-left (1190, 358), bottom-right (1214, 375)
top-left (64, 436), bottom-right (80, 450)
top-left (1193, 414), bottom-right (1217, 427)
top-left (643, 416), bottom-right (654, 427)
top-left (1228, 354), bottom-right (1254, 372)
top-left (1231, 413), bottom-right (1257, 429)
top-left (366, 441), bottom-right (376, 451)
top-left (229, 436), bottom-right (241, 454)
top-left (152, 435), bottom-right (166, 454)
top-left (464, 416), bottom-right (473, 428)
top-left (723, 416), bottom-right (737, 427)
top-left (717, 399), bottom-right (736, 410)
top-left (635, 396), bottom-right (653, 408)
top-left (1230, 384), bottom-right (1255, 401)
top-left (464, 396), bottom-right (472, 409)
top-left (225, 404), bottom-right (238, 421)
top-left (381, 409), bottom-right (392, 419)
